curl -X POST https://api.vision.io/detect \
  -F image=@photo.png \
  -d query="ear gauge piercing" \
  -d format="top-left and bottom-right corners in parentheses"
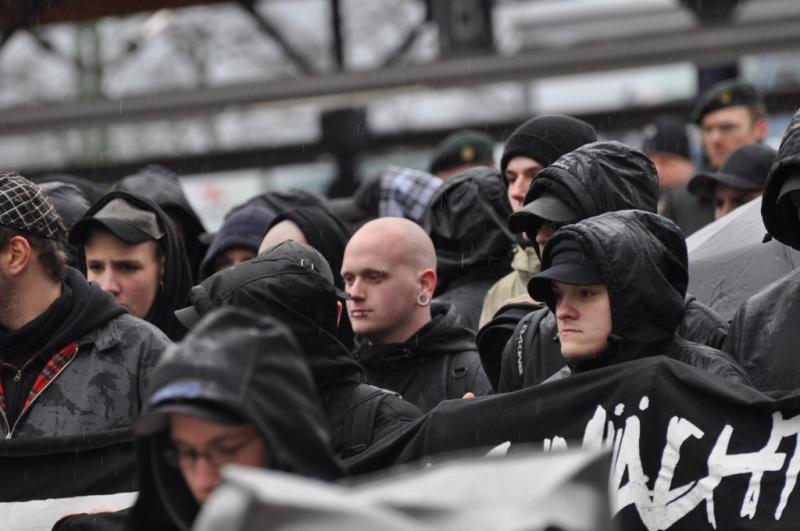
top-left (416, 292), bottom-right (431, 307)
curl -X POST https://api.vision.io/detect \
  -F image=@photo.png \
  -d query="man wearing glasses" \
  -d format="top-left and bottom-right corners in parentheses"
top-left (56, 307), bottom-right (344, 530)
top-left (692, 79), bottom-right (768, 172)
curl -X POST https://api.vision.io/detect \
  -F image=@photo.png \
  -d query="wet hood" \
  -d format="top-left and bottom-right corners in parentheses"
top-left (421, 167), bottom-right (514, 291)
top-left (541, 210), bottom-right (687, 351)
top-left (762, 108), bottom-right (800, 250)
top-left (139, 308), bottom-right (344, 529)
top-left (526, 141), bottom-right (660, 221)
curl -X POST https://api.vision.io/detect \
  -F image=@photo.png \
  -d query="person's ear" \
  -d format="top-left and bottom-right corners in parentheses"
top-left (336, 301), bottom-right (343, 326)
top-left (755, 117), bottom-right (768, 141)
top-left (5, 236), bottom-right (33, 276)
top-left (418, 268), bottom-right (437, 300)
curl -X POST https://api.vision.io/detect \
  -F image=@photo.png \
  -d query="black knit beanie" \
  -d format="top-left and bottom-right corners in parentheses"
top-left (500, 114), bottom-right (598, 185)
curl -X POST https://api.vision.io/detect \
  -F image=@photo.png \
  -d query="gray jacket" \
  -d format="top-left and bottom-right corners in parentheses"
top-left (0, 313), bottom-right (169, 439)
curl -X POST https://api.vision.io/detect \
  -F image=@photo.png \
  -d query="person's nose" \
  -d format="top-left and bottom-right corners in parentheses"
top-left (706, 127), bottom-right (723, 146)
top-left (556, 296), bottom-right (578, 321)
top-left (717, 200), bottom-right (734, 219)
top-left (347, 277), bottom-right (365, 301)
top-left (509, 179), bottom-right (527, 205)
top-left (191, 457), bottom-right (221, 499)
top-left (97, 270), bottom-right (121, 296)
top-left (536, 225), bottom-right (554, 254)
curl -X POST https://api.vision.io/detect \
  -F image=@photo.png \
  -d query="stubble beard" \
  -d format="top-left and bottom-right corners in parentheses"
top-left (0, 270), bottom-right (21, 329)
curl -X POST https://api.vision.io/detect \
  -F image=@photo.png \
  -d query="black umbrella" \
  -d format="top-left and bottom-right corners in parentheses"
top-left (686, 196), bottom-right (800, 321)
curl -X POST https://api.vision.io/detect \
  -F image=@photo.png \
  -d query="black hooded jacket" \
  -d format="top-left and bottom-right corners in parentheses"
top-left (355, 302), bottom-right (493, 413)
top-left (231, 189), bottom-right (326, 218)
top-left (524, 141), bottom-right (660, 221)
top-left (497, 211), bottom-right (748, 391)
top-left (488, 142), bottom-right (729, 391)
top-left (76, 191), bottom-right (193, 341)
top-left (266, 206), bottom-right (355, 349)
top-left (116, 166), bottom-right (207, 279)
top-left (127, 308), bottom-right (345, 531)
top-left (725, 108), bottom-right (800, 394)
top-left (181, 242), bottom-right (421, 464)
top-left (421, 167), bottom-right (514, 331)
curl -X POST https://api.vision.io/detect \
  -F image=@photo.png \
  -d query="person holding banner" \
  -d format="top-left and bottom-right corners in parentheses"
top-left (523, 209), bottom-right (749, 384)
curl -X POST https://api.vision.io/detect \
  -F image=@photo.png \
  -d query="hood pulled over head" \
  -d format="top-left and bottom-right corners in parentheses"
top-left (70, 190), bottom-right (193, 340)
top-left (762, 108), bottom-right (800, 250)
top-left (535, 210), bottom-right (687, 356)
top-left (420, 167), bottom-right (514, 291)
top-left (509, 141), bottom-right (659, 235)
top-left (136, 306), bottom-right (344, 529)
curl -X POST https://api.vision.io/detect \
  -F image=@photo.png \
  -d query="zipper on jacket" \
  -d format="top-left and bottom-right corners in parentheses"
top-left (6, 346), bottom-right (79, 440)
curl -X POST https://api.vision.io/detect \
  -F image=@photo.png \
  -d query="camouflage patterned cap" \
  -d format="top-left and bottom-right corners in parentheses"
top-left (0, 172), bottom-right (67, 241)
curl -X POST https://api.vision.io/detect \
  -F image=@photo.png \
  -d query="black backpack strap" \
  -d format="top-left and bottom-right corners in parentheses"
top-left (341, 384), bottom-right (396, 458)
top-left (447, 351), bottom-right (475, 400)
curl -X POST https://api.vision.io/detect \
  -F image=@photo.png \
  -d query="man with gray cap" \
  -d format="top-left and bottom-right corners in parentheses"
top-left (0, 172), bottom-right (168, 440)
top-left (69, 191), bottom-right (193, 341)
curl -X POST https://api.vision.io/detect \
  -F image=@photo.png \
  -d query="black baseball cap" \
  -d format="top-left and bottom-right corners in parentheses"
top-left (175, 240), bottom-right (349, 330)
top-left (528, 239), bottom-right (604, 302)
top-left (70, 197), bottom-right (164, 245)
top-left (641, 116), bottom-right (690, 160)
top-left (688, 143), bottom-right (777, 199)
top-left (507, 194), bottom-right (577, 234)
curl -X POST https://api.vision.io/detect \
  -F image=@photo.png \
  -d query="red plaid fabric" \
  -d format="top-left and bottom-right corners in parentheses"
top-left (23, 342), bottom-right (79, 410)
top-left (0, 342), bottom-right (79, 416)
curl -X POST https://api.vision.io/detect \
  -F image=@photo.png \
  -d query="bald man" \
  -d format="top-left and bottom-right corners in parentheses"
top-left (342, 217), bottom-right (492, 412)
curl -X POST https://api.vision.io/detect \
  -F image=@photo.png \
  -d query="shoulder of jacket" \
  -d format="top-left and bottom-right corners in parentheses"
top-left (81, 313), bottom-right (170, 354)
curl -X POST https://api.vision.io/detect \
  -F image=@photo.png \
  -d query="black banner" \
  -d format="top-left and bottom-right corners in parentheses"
top-left (359, 357), bottom-right (800, 530)
top-left (0, 428), bottom-right (137, 502)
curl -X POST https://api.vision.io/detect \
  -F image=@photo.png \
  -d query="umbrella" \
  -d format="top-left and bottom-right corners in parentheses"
top-left (686, 196), bottom-right (800, 321)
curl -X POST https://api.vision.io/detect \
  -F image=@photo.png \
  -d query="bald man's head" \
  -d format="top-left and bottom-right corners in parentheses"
top-left (351, 217), bottom-right (436, 271)
top-left (341, 217), bottom-right (437, 345)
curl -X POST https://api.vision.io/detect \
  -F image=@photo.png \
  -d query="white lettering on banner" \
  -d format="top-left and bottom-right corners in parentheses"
top-left (537, 396), bottom-right (800, 530)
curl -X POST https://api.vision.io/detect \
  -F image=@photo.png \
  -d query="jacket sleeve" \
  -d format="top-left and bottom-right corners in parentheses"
top-left (371, 394), bottom-right (424, 445)
top-left (498, 309), bottom-right (566, 392)
top-left (721, 304), bottom-right (746, 361)
top-left (466, 356), bottom-right (494, 397)
top-left (130, 318), bottom-right (172, 412)
top-left (678, 296), bottom-right (729, 350)
top-left (497, 313), bottom-right (534, 393)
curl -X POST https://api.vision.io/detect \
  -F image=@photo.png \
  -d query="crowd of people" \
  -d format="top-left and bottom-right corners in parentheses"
top-left (1, 77), bottom-right (798, 530)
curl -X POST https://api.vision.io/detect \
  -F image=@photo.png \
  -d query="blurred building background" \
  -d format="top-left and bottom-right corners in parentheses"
top-left (1, 0), bottom-right (799, 228)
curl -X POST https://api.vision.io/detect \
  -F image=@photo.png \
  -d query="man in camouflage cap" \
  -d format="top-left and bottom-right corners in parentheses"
top-left (0, 171), bottom-right (169, 443)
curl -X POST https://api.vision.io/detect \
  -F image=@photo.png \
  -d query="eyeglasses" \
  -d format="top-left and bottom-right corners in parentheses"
top-left (164, 434), bottom-right (258, 469)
